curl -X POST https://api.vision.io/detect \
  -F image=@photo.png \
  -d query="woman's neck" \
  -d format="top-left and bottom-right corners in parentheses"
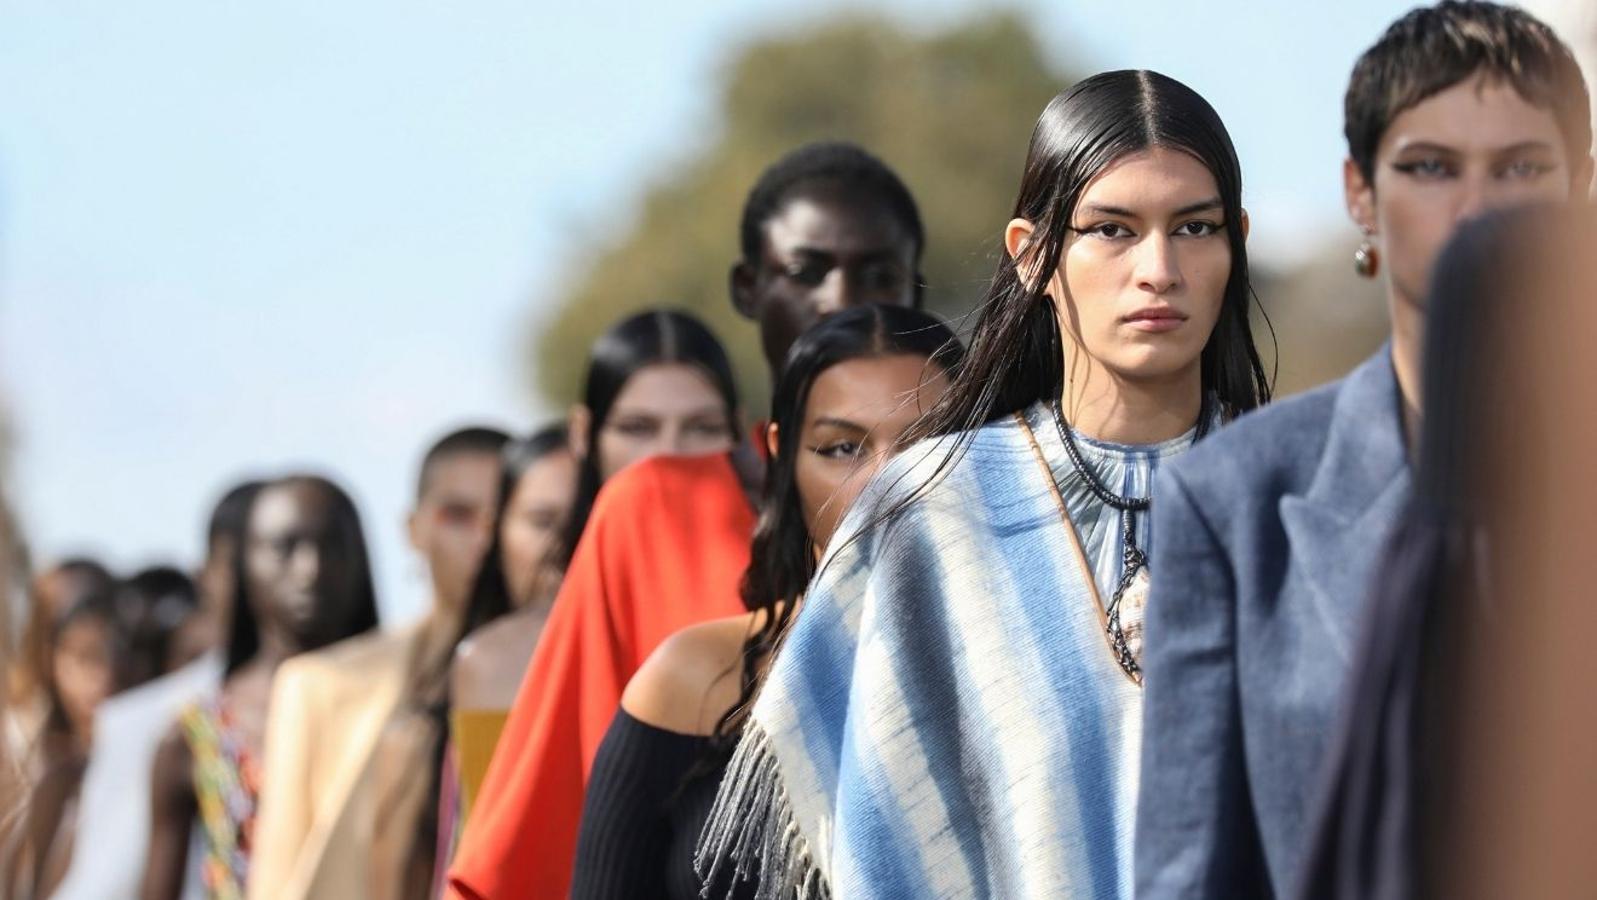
top-left (248, 627), bottom-right (301, 676)
top-left (1059, 355), bottom-right (1203, 445)
top-left (1389, 289), bottom-right (1425, 457)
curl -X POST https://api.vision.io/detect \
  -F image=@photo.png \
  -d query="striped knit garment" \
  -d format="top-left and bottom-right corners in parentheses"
top-left (699, 402), bottom-right (1201, 899)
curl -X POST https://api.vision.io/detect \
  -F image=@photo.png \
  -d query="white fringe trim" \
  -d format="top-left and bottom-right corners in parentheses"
top-left (695, 722), bottom-right (831, 900)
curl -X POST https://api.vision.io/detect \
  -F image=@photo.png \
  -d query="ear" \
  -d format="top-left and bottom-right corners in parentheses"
top-left (1239, 208), bottom-right (1251, 243)
top-left (764, 421), bottom-right (781, 461)
top-left (1004, 217), bottom-right (1046, 289)
top-left (567, 404), bottom-right (592, 460)
top-left (730, 262), bottom-right (758, 320)
top-left (406, 508), bottom-right (425, 554)
top-left (1343, 158), bottom-right (1377, 235)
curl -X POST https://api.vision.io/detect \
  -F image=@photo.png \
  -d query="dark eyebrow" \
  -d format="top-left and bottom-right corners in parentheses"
top-left (786, 246), bottom-right (840, 259)
top-left (1392, 141), bottom-right (1462, 157)
top-left (1080, 198), bottom-right (1223, 219)
top-left (788, 246), bottom-right (906, 265)
top-left (1081, 204), bottom-right (1140, 218)
top-left (1491, 140), bottom-right (1558, 157)
top-left (810, 417), bottom-right (867, 432)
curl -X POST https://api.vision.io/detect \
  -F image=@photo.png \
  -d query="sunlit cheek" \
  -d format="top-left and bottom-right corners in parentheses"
top-left (1192, 245), bottom-right (1233, 328)
top-left (501, 530), bottom-right (534, 579)
top-left (597, 433), bottom-right (651, 479)
top-left (830, 476), bottom-right (869, 524)
top-left (796, 465), bottom-right (842, 545)
top-left (1057, 251), bottom-right (1123, 340)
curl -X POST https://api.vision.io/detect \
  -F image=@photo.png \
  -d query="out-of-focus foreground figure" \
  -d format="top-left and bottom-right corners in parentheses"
top-left (1300, 204), bottom-right (1597, 899)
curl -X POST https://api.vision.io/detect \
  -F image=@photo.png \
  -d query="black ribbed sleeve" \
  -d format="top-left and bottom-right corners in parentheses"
top-left (572, 708), bottom-right (754, 900)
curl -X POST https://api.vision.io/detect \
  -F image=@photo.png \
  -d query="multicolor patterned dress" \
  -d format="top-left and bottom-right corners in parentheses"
top-left (179, 697), bottom-right (261, 900)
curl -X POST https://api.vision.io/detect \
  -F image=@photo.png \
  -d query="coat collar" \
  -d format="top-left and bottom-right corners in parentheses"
top-left (1279, 346), bottom-right (1414, 661)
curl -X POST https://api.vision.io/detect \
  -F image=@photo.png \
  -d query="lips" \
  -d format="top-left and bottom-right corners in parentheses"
top-left (1122, 307), bottom-right (1188, 333)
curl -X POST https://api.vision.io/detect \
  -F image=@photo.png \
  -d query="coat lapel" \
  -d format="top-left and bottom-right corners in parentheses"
top-left (1279, 347), bottom-right (1413, 661)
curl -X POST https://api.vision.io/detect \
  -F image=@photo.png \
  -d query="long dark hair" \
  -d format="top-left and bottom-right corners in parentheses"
top-left (224, 474), bottom-right (380, 677)
top-left (11, 559), bottom-right (114, 710)
top-left (456, 424), bottom-right (572, 640)
top-left (907, 70), bottom-right (1270, 452)
top-left (560, 309), bottom-right (740, 565)
top-left (1297, 206), bottom-right (1597, 899)
top-left (711, 305), bottom-right (963, 745)
top-left (40, 586), bottom-right (124, 755)
top-left (405, 424), bottom-right (572, 888)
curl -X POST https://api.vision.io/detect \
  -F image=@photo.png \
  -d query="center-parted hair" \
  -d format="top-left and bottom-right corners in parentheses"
top-left (224, 474), bottom-right (380, 676)
top-left (904, 70), bottom-right (1270, 456)
top-left (712, 304), bottom-right (964, 746)
top-left (560, 309), bottom-right (740, 567)
top-left (1343, 1), bottom-right (1591, 183)
top-left (739, 141), bottom-right (926, 266)
top-left (207, 480), bottom-right (266, 551)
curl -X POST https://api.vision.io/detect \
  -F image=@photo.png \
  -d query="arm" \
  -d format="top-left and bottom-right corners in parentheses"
top-left (569, 709), bottom-right (698, 899)
top-left (139, 727), bottom-right (196, 900)
top-left (1136, 468), bottom-right (1265, 898)
top-left (447, 456), bottom-right (751, 900)
top-left (246, 664), bottom-right (314, 900)
top-left (446, 538), bottom-right (607, 900)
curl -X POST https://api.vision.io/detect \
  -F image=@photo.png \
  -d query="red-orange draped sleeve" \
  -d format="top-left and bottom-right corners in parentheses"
top-left (446, 453), bottom-right (754, 899)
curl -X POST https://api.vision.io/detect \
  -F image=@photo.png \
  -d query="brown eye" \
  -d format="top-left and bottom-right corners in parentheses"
top-left (859, 262), bottom-right (907, 292)
top-left (436, 504), bottom-right (477, 527)
top-left (1084, 222), bottom-right (1133, 239)
top-left (1394, 157), bottom-right (1453, 179)
top-left (1501, 158), bottom-right (1553, 181)
top-left (811, 440), bottom-right (863, 460)
top-left (1175, 221), bottom-right (1222, 238)
top-left (783, 261), bottom-right (829, 286)
top-left (610, 419), bottom-right (657, 438)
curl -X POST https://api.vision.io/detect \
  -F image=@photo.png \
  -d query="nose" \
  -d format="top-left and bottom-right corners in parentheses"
top-left (1135, 234), bottom-right (1183, 295)
top-left (288, 542), bottom-right (322, 587)
top-left (662, 424), bottom-right (694, 456)
top-left (811, 267), bottom-right (857, 315)
top-left (1456, 173), bottom-right (1491, 223)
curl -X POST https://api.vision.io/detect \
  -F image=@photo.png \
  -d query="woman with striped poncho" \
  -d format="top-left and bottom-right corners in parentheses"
top-left (698, 69), bottom-right (1273, 900)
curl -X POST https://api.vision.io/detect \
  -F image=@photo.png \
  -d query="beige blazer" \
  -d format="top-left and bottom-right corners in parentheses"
top-left (247, 623), bottom-right (424, 900)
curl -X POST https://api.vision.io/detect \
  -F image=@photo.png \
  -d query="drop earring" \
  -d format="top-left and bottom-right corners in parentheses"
top-left (1353, 236), bottom-right (1379, 279)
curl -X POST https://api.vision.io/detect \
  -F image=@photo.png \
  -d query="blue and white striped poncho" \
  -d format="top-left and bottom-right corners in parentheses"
top-left (698, 402), bottom-right (1200, 899)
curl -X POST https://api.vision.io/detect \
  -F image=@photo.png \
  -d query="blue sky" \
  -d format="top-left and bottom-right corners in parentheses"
top-left (0, 0), bottom-right (1425, 622)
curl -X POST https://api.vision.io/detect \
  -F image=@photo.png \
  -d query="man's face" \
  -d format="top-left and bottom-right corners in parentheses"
top-left (408, 451), bottom-right (502, 616)
top-left (733, 183), bottom-right (920, 372)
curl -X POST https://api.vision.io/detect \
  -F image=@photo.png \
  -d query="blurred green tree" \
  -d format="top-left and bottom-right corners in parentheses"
top-left (528, 12), bottom-right (1070, 413)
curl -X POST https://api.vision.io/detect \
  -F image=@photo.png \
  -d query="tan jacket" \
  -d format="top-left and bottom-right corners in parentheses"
top-left (247, 623), bottom-right (424, 900)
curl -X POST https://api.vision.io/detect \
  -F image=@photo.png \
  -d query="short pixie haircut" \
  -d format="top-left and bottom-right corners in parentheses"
top-left (1344, 1), bottom-right (1591, 182)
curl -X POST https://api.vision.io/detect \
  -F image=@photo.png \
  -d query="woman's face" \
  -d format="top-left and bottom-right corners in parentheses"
top-left (499, 449), bottom-right (579, 607)
top-left (52, 614), bottom-right (116, 739)
top-left (1347, 73), bottom-right (1582, 312)
top-left (791, 354), bottom-right (951, 555)
top-left (593, 362), bottom-right (737, 479)
top-left (1036, 146), bottom-right (1233, 385)
top-left (244, 483), bottom-right (364, 650)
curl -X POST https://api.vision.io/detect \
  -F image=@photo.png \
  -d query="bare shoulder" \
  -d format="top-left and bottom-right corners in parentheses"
top-left (451, 609), bottom-right (544, 710)
top-left (621, 613), bottom-right (759, 737)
